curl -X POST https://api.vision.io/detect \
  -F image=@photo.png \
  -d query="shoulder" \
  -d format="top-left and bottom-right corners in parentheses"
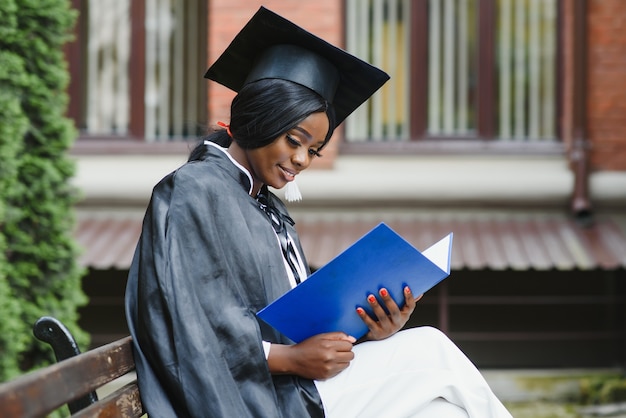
top-left (155, 159), bottom-right (230, 195)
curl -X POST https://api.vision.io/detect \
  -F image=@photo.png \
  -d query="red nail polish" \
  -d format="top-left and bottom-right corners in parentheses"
top-left (380, 288), bottom-right (388, 297)
top-left (404, 286), bottom-right (411, 294)
top-left (356, 307), bottom-right (365, 315)
top-left (367, 295), bottom-right (376, 304)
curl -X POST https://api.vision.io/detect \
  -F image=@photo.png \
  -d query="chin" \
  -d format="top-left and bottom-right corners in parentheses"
top-left (266, 179), bottom-right (286, 190)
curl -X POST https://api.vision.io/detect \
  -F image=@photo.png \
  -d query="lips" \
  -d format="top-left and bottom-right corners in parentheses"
top-left (278, 165), bottom-right (297, 181)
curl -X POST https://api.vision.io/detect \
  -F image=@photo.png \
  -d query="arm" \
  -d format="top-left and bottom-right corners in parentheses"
top-left (267, 332), bottom-right (356, 381)
top-left (265, 285), bottom-right (421, 379)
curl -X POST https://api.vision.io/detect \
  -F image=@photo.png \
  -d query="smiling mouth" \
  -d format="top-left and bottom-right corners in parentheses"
top-left (279, 165), bottom-right (297, 180)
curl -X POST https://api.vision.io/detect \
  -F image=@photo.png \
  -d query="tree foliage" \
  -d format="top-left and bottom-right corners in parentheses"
top-left (0, 0), bottom-right (88, 381)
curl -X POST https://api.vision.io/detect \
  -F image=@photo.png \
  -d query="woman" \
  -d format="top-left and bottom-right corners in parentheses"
top-left (125, 7), bottom-right (512, 417)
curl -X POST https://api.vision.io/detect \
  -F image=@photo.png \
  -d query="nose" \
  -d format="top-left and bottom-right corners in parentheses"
top-left (292, 148), bottom-right (311, 169)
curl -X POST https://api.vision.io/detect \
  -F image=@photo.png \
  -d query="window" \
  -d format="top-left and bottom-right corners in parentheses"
top-left (346, 0), bottom-right (412, 141)
top-left (344, 0), bottom-right (560, 145)
top-left (67, 0), bottom-right (207, 142)
top-left (496, 0), bottom-right (557, 141)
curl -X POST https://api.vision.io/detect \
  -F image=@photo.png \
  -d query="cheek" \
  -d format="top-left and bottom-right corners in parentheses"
top-left (265, 145), bottom-right (290, 164)
top-left (248, 149), bottom-right (280, 179)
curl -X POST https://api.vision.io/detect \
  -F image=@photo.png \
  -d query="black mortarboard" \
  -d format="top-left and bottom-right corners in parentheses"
top-left (204, 6), bottom-right (390, 125)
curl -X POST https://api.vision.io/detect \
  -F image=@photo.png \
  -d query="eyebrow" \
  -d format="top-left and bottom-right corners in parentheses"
top-left (292, 126), bottom-right (325, 147)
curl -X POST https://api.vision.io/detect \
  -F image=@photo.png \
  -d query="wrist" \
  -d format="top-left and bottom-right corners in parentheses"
top-left (267, 343), bottom-right (294, 374)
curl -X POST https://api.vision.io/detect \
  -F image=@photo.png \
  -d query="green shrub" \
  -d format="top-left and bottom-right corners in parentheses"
top-left (0, 0), bottom-right (88, 381)
top-left (579, 375), bottom-right (626, 405)
top-left (0, 57), bottom-right (29, 380)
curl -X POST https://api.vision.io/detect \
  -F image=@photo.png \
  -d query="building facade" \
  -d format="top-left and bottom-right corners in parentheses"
top-left (67, 0), bottom-right (626, 368)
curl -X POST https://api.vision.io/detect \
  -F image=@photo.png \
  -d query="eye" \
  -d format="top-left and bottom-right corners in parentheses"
top-left (286, 134), bottom-right (300, 147)
top-left (287, 133), bottom-right (323, 158)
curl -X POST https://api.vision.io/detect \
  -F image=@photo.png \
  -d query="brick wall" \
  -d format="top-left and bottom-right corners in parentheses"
top-left (205, 1), bottom-right (626, 172)
top-left (206, 1), bottom-right (342, 168)
top-left (587, 0), bottom-right (626, 171)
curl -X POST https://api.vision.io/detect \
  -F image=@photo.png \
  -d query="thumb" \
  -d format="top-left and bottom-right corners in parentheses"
top-left (323, 332), bottom-right (356, 344)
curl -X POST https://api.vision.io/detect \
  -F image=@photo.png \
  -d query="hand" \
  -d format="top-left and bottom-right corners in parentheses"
top-left (356, 286), bottom-right (423, 341)
top-left (267, 332), bottom-right (355, 380)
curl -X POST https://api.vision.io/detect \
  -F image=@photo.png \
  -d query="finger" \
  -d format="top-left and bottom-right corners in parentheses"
top-left (378, 288), bottom-right (400, 311)
top-left (367, 294), bottom-right (391, 321)
top-left (326, 360), bottom-right (353, 379)
top-left (324, 341), bottom-right (355, 354)
top-left (334, 350), bottom-right (355, 362)
top-left (403, 286), bottom-right (418, 312)
top-left (321, 332), bottom-right (357, 343)
top-left (378, 288), bottom-right (402, 322)
top-left (355, 306), bottom-right (377, 328)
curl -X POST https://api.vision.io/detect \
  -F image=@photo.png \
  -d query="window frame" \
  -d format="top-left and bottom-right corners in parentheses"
top-left (65, 0), bottom-right (206, 155)
top-left (340, 0), bottom-right (566, 156)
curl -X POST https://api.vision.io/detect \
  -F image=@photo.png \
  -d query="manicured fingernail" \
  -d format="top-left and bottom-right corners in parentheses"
top-left (356, 307), bottom-right (365, 315)
top-left (379, 288), bottom-right (388, 297)
top-left (404, 286), bottom-right (411, 294)
top-left (367, 294), bottom-right (377, 304)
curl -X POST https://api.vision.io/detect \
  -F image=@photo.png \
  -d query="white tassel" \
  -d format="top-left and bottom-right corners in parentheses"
top-left (284, 181), bottom-right (302, 202)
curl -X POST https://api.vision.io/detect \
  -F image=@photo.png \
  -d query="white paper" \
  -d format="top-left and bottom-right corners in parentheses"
top-left (421, 233), bottom-right (453, 273)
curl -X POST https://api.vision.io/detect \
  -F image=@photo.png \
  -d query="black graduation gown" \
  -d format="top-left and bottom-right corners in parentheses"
top-left (125, 145), bottom-right (324, 417)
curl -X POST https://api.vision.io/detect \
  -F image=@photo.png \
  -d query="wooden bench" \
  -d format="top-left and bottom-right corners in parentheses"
top-left (0, 316), bottom-right (144, 417)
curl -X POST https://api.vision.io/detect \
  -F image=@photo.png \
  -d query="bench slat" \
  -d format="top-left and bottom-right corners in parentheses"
top-left (0, 336), bottom-right (135, 417)
top-left (73, 382), bottom-right (144, 418)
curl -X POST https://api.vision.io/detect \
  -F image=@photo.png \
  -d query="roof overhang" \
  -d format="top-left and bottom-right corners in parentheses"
top-left (75, 210), bottom-right (626, 271)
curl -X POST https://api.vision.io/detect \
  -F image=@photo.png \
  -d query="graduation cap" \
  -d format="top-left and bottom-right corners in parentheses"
top-left (204, 6), bottom-right (390, 125)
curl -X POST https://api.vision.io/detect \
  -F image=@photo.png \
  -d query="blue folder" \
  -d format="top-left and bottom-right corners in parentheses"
top-left (257, 222), bottom-right (453, 343)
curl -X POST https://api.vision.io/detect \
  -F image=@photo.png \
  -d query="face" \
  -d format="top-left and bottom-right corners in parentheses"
top-left (234, 112), bottom-right (330, 195)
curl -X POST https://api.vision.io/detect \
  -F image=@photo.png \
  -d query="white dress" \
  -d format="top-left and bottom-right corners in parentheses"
top-left (314, 326), bottom-right (513, 417)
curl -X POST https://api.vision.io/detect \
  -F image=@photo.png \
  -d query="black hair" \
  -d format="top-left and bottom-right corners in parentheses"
top-left (189, 78), bottom-right (336, 162)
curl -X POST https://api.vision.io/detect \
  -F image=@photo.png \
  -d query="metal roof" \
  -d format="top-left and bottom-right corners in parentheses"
top-left (74, 210), bottom-right (626, 271)
top-left (75, 212), bottom-right (144, 270)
